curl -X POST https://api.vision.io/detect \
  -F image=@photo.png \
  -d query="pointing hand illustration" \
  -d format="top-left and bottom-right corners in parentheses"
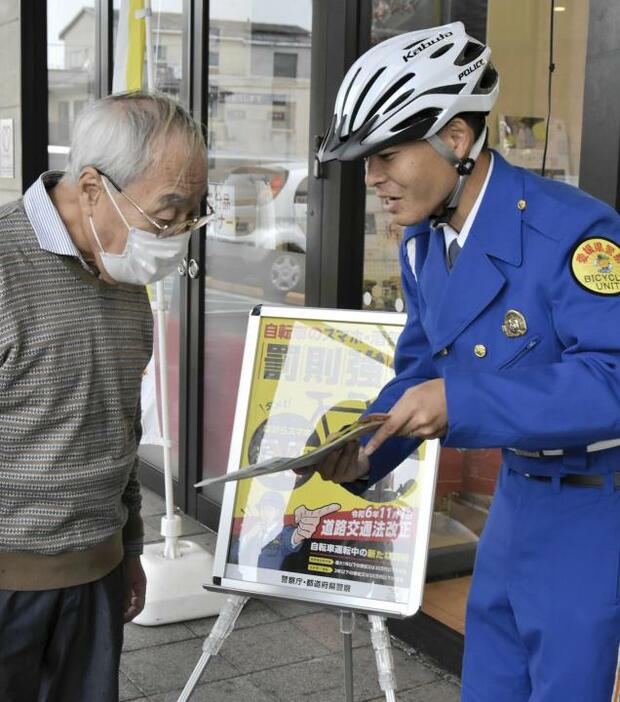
top-left (291, 503), bottom-right (341, 546)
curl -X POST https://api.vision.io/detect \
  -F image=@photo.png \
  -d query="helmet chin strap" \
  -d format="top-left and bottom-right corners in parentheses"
top-left (426, 126), bottom-right (488, 228)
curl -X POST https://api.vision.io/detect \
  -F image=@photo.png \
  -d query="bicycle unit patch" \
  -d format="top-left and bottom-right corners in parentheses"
top-left (570, 237), bottom-right (620, 296)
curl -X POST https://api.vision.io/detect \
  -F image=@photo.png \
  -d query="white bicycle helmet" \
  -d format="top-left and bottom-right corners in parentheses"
top-left (317, 22), bottom-right (499, 163)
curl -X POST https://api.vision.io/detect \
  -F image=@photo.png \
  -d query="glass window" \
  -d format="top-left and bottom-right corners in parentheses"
top-left (487, 0), bottom-right (589, 186)
top-left (272, 99), bottom-right (293, 131)
top-left (362, 0), bottom-right (590, 635)
top-left (47, 1), bottom-right (96, 171)
top-left (155, 44), bottom-right (167, 62)
top-left (209, 27), bottom-right (221, 70)
top-left (274, 51), bottom-right (298, 78)
top-left (200, 2), bottom-right (312, 501)
top-left (111, 2), bottom-right (186, 100)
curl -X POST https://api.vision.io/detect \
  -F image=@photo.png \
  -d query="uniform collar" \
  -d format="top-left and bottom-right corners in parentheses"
top-left (443, 152), bottom-right (494, 250)
top-left (403, 150), bottom-right (525, 268)
top-left (416, 151), bottom-right (528, 353)
top-left (466, 150), bottom-right (524, 266)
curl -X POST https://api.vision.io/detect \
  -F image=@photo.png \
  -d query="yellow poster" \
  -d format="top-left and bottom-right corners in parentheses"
top-left (222, 315), bottom-right (432, 607)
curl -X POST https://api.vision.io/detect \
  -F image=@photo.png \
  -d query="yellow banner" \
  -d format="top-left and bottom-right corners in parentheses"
top-left (126, 0), bottom-right (146, 91)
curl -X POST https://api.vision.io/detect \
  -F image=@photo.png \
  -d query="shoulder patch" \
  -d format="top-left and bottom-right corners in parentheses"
top-left (570, 237), bottom-right (620, 296)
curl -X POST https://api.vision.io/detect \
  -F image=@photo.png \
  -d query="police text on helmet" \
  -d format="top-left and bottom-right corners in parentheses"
top-left (402, 31), bottom-right (454, 63)
top-left (457, 58), bottom-right (485, 81)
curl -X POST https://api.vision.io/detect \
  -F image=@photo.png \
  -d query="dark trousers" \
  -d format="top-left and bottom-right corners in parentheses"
top-left (0, 563), bottom-right (125, 702)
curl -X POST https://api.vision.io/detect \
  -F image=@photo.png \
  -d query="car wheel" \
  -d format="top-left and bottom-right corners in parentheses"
top-left (267, 251), bottom-right (302, 297)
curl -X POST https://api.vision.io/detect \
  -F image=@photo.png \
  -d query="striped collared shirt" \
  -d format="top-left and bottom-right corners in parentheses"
top-left (23, 170), bottom-right (93, 271)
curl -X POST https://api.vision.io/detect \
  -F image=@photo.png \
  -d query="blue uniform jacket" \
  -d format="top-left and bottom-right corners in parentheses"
top-left (362, 151), bottom-right (620, 486)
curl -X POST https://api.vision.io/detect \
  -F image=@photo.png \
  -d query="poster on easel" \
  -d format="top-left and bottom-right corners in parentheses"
top-left (208, 305), bottom-right (440, 618)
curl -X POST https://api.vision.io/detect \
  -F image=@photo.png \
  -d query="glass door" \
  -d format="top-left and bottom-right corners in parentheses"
top-left (47, 1), bottom-right (97, 172)
top-left (200, 2), bottom-right (313, 502)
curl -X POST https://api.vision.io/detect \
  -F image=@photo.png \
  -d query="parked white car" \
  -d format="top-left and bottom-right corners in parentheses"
top-left (207, 161), bottom-right (307, 299)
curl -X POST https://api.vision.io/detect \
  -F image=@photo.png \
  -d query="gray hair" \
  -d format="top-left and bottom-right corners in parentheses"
top-left (66, 91), bottom-right (207, 187)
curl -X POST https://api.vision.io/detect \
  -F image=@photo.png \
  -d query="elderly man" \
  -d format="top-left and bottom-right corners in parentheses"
top-left (0, 92), bottom-right (208, 702)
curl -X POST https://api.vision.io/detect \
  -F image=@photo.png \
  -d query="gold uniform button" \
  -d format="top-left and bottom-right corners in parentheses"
top-left (439, 347), bottom-right (449, 357)
top-left (517, 199), bottom-right (527, 211)
top-left (474, 344), bottom-right (487, 358)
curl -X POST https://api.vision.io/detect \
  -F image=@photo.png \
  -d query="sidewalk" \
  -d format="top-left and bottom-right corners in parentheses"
top-left (120, 488), bottom-right (461, 702)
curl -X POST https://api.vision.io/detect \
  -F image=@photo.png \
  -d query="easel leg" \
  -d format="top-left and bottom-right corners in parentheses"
top-left (368, 615), bottom-right (397, 702)
top-left (340, 610), bottom-right (355, 702)
top-left (176, 595), bottom-right (249, 702)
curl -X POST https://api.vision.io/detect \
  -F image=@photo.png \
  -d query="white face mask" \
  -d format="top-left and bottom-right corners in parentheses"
top-left (88, 178), bottom-right (191, 286)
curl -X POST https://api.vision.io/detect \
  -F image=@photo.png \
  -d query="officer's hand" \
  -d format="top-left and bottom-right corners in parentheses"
top-left (292, 503), bottom-right (340, 545)
top-left (310, 442), bottom-right (370, 485)
top-left (364, 379), bottom-right (447, 457)
top-left (123, 555), bottom-right (147, 623)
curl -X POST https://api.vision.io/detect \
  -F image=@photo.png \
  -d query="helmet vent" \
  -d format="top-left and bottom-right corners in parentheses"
top-left (430, 43), bottom-right (453, 59)
top-left (416, 83), bottom-right (465, 97)
top-left (474, 64), bottom-right (498, 94)
top-left (340, 67), bottom-right (362, 118)
top-left (385, 89), bottom-right (415, 113)
top-left (349, 67), bottom-right (386, 132)
top-left (365, 73), bottom-right (415, 121)
top-left (454, 41), bottom-right (485, 66)
top-left (390, 107), bottom-right (442, 135)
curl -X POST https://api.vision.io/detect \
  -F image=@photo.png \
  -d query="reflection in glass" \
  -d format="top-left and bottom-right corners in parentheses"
top-left (202, 4), bottom-right (312, 498)
top-left (47, 1), bottom-right (97, 170)
top-left (487, 0), bottom-right (589, 185)
top-left (112, 1), bottom-right (186, 99)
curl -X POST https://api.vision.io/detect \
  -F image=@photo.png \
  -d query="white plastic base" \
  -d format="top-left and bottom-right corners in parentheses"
top-left (132, 540), bottom-right (227, 626)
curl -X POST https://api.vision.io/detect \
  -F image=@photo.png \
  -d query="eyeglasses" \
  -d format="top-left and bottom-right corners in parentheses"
top-left (96, 169), bottom-right (213, 238)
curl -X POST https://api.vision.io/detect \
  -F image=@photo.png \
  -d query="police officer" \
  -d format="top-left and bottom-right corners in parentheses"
top-left (314, 21), bottom-right (620, 702)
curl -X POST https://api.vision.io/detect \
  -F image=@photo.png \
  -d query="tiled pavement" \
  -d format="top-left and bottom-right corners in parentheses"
top-left (121, 488), bottom-right (461, 702)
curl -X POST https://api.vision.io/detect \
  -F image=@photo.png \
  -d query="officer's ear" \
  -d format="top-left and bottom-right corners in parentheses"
top-left (438, 117), bottom-right (474, 161)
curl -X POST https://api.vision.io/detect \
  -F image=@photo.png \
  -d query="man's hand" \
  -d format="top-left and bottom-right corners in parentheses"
top-left (364, 379), bottom-right (447, 456)
top-left (123, 555), bottom-right (147, 623)
top-left (292, 503), bottom-right (341, 546)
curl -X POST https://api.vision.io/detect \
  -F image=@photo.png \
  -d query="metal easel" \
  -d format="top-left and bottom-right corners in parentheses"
top-left (177, 598), bottom-right (398, 702)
